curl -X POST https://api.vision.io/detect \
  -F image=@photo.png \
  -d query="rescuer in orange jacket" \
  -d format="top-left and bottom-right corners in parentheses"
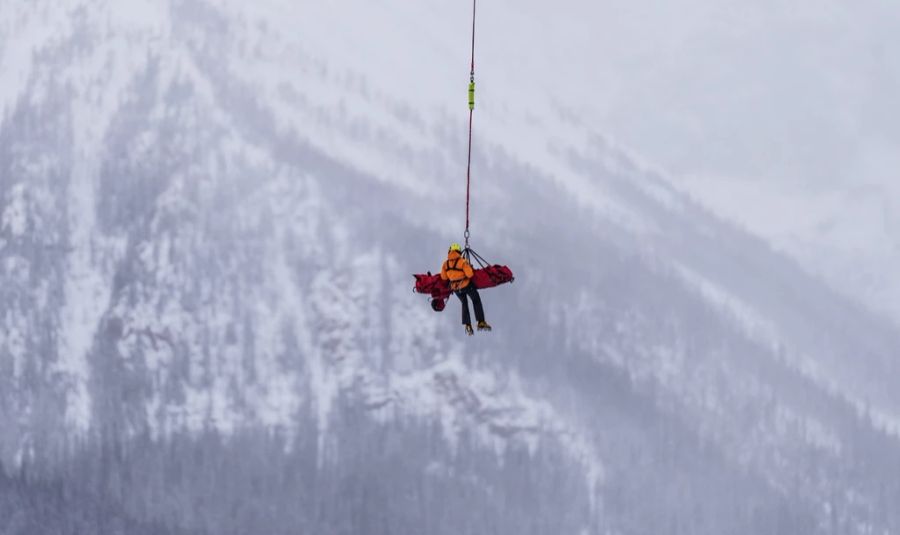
top-left (441, 243), bottom-right (492, 336)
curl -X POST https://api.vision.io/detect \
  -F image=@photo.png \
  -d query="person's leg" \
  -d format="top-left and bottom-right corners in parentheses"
top-left (470, 287), bottom-right (486, 324)
top-left (457, 290), bottom-right (472, 325)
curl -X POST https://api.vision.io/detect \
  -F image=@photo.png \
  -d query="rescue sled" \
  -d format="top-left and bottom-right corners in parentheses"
top-left (414, 249), bottom-right (514, 312)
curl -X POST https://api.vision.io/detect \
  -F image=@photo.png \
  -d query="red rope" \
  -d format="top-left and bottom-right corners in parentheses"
top-left (469, 0), bottom-right (477, 75)
top-left (465, 108), bottom-right (473, 242)
top-left (464, 0), bottom-right (476, 246)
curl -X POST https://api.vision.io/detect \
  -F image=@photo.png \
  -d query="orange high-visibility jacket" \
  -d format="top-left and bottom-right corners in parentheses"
top-left (441, 250), bottom-right (474, 291)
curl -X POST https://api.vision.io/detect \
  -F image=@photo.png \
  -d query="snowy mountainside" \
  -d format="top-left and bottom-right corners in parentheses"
top-left (2, 0), bottom-right (592, 456)
top-left (2, 1), bottom-right (900, 533)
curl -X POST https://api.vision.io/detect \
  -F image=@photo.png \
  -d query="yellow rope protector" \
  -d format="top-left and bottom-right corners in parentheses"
top-left (468, 80), bottom-right (475, 111)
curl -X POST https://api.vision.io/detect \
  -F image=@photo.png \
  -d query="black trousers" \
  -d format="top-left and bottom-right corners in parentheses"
top-left (456, 285), bottom-right (485, 325)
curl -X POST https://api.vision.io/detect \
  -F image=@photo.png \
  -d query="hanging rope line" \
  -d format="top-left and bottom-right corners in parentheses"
top-left (412, 1), bottom-right (514, 310)
top-left (464, 0), bottom-right (477, 249)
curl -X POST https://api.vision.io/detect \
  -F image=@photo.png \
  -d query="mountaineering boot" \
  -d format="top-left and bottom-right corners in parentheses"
top-left (477, 321), bottom-right (492, 332)
top-left (464, 324), bottom-right (475, 336)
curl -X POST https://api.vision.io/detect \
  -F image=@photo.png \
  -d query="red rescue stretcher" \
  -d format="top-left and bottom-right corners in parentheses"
top-left (413, 264), bottom-right (514, 312)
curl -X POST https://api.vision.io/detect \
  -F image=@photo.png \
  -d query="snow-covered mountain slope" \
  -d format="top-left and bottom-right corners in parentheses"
top-left (1, 0), bottom-right (599, 457)
top-left (681, 175), bottom-right (900, 327)
top-left (2, 1), bottom-right (900, 534)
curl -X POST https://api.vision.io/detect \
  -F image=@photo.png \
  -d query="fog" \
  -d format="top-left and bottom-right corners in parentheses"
top-left (1, 1), bottom-right (899, 534)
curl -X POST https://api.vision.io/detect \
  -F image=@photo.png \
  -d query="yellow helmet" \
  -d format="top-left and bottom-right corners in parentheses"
top-left (449, 243), bottom-right (462, 252)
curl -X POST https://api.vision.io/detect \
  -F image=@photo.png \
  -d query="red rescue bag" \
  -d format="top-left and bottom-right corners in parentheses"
top-left (413, 265), bottom-right (514, 312)
top-left (472, 265), bottom-right (514, 289)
